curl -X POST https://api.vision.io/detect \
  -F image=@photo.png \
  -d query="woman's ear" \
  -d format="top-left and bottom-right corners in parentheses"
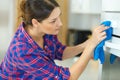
top-left (31, 19), bottom-right (39, 27)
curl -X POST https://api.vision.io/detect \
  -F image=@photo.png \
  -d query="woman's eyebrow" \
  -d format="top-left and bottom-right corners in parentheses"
top-left (52, 18), bottom-right (57, 21)
top-left (52, 13), bottom-right (62, 20)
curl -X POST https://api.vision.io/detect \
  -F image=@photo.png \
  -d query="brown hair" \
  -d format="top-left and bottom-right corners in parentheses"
top-left (18, 0), bottom-right (59, 26)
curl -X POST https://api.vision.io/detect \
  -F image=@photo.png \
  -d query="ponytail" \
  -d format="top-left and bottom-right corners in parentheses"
top-left (15, 0), bottom-right (26, 30)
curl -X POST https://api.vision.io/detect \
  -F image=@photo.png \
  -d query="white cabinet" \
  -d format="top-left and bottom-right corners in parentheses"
top-left (102, 0), bottom-right (120, 11)
top-left (68, 0), bottom-right (101, 30)
top-left (70, 0), bottom-right (101, 14)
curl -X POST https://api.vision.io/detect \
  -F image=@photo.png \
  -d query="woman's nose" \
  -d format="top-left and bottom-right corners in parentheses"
top-left (58, 18), bottom-right (63, 27)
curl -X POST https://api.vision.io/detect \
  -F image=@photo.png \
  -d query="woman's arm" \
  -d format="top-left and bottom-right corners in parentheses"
top-left (69, 41), bottom-right (95, 80)
top-left (62, 39), bottom-right (90, 60)
top-left (67, 25), bottom-right (108, 80)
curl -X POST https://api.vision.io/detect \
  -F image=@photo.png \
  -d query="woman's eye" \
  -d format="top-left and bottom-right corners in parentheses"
top-left (51, 20), bottom-right (56, 23)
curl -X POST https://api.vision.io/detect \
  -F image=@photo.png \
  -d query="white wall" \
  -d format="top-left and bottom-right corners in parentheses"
top-left (0, 0), bottom-right (14, 56)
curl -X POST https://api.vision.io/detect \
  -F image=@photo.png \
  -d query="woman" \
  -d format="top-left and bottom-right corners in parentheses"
top-left (0, 0), bottom-right (108, 80)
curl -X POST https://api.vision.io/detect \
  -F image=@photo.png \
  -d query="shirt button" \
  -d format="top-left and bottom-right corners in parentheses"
top-left (45, 45), bottom-right (47, 48)
top-left (55, 76), bottom-right (58, 79)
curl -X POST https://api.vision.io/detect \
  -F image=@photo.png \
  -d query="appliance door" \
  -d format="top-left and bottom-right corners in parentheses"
top-left (100, 12), bottom-right (120, 80)
top-left (101, 12), bottom-right (120, 56)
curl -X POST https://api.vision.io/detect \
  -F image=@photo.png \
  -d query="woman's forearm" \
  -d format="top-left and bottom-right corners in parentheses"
top-left (62, 39), bottom-right (90, 60)
top-left (69, 43), bottom-right (96, 80)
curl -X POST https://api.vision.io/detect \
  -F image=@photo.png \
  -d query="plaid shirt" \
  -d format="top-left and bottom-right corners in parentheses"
top-left (0, 22), bottom-right (70, 80)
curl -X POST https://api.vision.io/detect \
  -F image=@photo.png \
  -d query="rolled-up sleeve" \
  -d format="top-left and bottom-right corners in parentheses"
top-left (13, 44), bottom-right (70, 80)
top-left (53, 36), bottom-right (66, 60)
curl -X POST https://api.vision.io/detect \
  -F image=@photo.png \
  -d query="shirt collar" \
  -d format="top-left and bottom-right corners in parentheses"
top-left (18, 22), bottom-right (39, 49)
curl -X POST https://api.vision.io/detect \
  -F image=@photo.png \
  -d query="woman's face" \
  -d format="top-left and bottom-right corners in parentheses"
top-left (38, 7), bottom-right (63, 35)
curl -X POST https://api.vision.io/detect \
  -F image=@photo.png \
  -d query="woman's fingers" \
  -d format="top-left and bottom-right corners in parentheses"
top-left (96, 26), bottom-right (109, 33)
top-left (90, 25), bottom-right (108, 46)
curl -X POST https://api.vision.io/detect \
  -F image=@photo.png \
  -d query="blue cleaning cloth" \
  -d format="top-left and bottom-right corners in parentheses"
top-left (110, 54), bottom-right (117, 64)
top-left (94, 21), bottom-right (113, 64)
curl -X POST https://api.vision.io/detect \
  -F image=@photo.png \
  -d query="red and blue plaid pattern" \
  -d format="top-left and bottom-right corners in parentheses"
top-left (0, 22), bottom-right (70, 80)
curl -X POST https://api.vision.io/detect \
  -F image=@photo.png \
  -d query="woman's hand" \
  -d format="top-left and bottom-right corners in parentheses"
top-left (89, 25), bottom-right (108, 47)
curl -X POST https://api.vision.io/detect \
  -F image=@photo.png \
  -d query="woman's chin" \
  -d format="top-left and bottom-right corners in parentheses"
top-left (56, 31), bottom-right (60, 35)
